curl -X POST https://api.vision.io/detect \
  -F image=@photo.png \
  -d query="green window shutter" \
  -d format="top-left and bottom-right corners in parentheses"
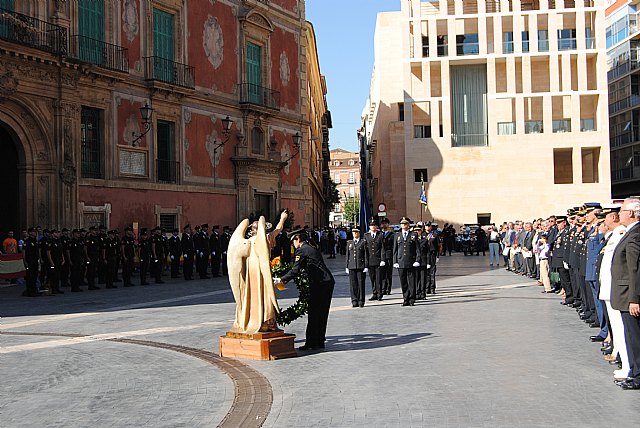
top-left (247, 42), bottom-right (262, 104)
top-left (0, 0), bottom-right (14, 38)
top-left (153, 9), bottom-right (174, 83)
top-left (0, 0), bottom-right (14, 10)
top-left (78, 0), bottom-right (104, 65)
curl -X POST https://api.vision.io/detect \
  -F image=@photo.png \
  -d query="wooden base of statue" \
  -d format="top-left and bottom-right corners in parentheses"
top-left (219, 330), bottom-right (297, 360)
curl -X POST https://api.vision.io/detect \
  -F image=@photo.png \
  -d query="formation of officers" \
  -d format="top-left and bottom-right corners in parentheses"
top-left (21, 223), bottom-right (233, 297)
top-left (511, 198), bottom-right (640, 391)
top-left (346, 217), bottom-right (438, 307)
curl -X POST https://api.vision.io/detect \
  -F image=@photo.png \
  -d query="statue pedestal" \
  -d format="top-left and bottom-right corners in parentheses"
top-left (219, 330), bottom-right (297, 360)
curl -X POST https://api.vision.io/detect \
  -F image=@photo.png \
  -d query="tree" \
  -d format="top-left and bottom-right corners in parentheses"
top-left (343, 197), bottom-right (360, 226)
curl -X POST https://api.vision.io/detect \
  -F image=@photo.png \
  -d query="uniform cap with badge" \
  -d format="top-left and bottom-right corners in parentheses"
top-left (399, 217), bottom-right (411, 225)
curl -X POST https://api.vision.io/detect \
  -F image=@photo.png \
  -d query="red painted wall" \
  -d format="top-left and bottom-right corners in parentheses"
top-left (271, 0), bottom-right (298, 12)
top-left (270, 130), bottom-right (300, 186)
top-left (117, 99), bottom-right (145, 147)
top-left (270, 27), bottom-right (299, 111)
top-left (121, 0), bottom-right (142, 72)
top-left (187, 1), bottom-right (238, 93)
top-left (184, 112), bottom-right (236, 179)
top-left (79, 186), bottom-right (236, 231)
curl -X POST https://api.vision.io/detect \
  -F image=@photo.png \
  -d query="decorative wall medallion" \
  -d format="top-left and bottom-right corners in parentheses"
top-left (281, 142), bottom-right (291, 175)
top-left (203, 16), bottom-right (224, 69)
top-left (37, 151), bottom-right (49, 162)
top-left (205, 132), bottom-right (222, 171)
top-left (184, 138), bottom-right (189, 151)
top-left (279, 52), bottom-right (290, 86)
top-left (184, 109), bottom-right (192, 124)
top-left (134, 60), bottom-right (142, 73)
top-left (0, 70), bottom-right (18, 100)
top-left (38, 202), bottom-right (48, 224)
top-left (123, 114), bottom-right (141, 145)
top-left (184, 164), bottom-right (192, 177)
top-left (122, 0), bottom-right (139, 42)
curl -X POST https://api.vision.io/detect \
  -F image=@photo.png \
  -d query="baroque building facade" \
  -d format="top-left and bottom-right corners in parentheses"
top-left (0, 0), bottom-right (331, 232)
top-left (362, 0), bottom-right (612, 226)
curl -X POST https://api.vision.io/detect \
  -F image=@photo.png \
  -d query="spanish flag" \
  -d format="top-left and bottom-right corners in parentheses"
top-left (0, 254), bottom-right (26, 279)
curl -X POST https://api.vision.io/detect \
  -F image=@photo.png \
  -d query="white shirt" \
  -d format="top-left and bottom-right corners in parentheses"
top-left (599, 225), bottom-right (627, 301)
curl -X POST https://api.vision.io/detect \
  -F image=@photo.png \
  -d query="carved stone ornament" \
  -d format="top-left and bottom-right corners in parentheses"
top-left (122, 0), bottom-right (140, 43)
top-left (203, 15), bottom-right (224, 69)
top-left (38, 202), bottom-right (49, 224)
top-left (60, 160), bottom-right (76, 186)
top-left (63, 119), bottom-right (73, 161)
top-left (280, 142), bottom-right (291, 175)
top-left (279, 52), bottom-right (290, 86)
top-left (184, 164), bottom-right (192, 177)
top-left (122, 114), bottom-right (141, 146)
top-left (0, 69), bottom-right (18, 101)
top-left (37, 151), bottom-right (49, 162)
top-left (205, 131), bottom-right (222, 171)
top-left (184, 109), bottom-right (192, 124)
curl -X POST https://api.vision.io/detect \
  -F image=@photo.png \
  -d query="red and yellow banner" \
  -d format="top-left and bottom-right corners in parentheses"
top-left (0, 253), bottom-right (26, 279)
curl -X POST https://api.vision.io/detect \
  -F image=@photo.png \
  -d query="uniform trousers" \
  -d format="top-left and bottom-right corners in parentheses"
top-left (306, 281), bottom-right (334, 347)
top-left (183, 255), bottom-right (194, 279)
top-left (48, 265), bottom-right (62, 293)
top-left (558, 266), bottom-right (573, 303)
top-left (70, 263), bottom-right (84, 290)
top-left (86, 257), bottom-right (98, 286)
top-left (105, 259), bottom-right (116, 288)
top-left (25, 263), bottom-right (39, 296)
top-left (398, 267), bottom-right (416, 304)
top-left (152, 258), bottom-right (163, 283)
top-left (349, 269), bottom-right (366, 306)
top-left (61, 260), bottom-right (70, 287)
top-left (426, 264), bottom-right (437, 293)
top-left (368, 266), bottom-right (382, 298)
top-left (122, 258), bottom-right (133, 286)
top-left (212, 255), bottom-right (221, 276)
top-left (417, 265), bottom-right (428, 297)
top-left (381, 260), bottom-right (393, 294)
top-left (605, 301), bottom-right (630, 376)
top-left (587, 279), bottom-right (609, 338)
top-left (140, 257), bottom-right (150, 284)
top-left (578, 274), bottom-right (595, 318)
top-left (621, 312), bottom-right (640, 379)
top-left (170, 255), bottom-right (180, 278)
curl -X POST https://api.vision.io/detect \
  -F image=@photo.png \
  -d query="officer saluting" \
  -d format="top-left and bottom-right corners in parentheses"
top-left (393, 217), bottom-right (420, 306)
top-left (275, 229), bottom-right (335, 351)
top-left (346, 226), bottom-right (368, 308)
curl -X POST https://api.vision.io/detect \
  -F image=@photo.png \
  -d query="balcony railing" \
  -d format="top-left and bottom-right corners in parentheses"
top-left (610, 130), bottom-right (634, 149)
top-left (608, 60), bottom-right (640, 81)
top-left (503, 41), bottom-right (514, 54)
top-left (612, 167), bottom-right (634, 182)
top-left (552, 119), bottom-right (571, 133)
top-left (144, 56), bottom-right (195, 89)
top-left (585, 37), bottom-right (596, 49)
top-left (525, 120), bottom-right (543, 134)
top-left (0, 7), bottom-right (66, 55)
top-left (558, 38), bottom-right (577, 51)
top-left (239, 83), bottom-right (280, 111)
top-left (451, 133), bottom-right (488, 147)
top-left (157, 159), bottom-right (179, 184)
top-left (609, 95), bottom-right (640, 115)
top-left (456, 42), bottom-right (479, 56)
top-left (69, 35), bottom-right (128, 73)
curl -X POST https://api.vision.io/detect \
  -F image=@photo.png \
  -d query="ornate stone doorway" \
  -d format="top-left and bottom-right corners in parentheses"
top-left (0, 121), bottom-right (24, 233)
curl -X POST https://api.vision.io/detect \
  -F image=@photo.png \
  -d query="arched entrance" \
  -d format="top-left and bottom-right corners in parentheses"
top-left (0, 122), bottom-right (23, 233)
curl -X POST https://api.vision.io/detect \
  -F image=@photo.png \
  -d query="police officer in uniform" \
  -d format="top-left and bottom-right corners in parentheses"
top-left (151, 227), bottom-right (165, 284)
top-left (210, 225), bottom-right (222, 277)
top-left (84, 227), bottom-right (101, 290)
top-left (113, 229), bottom-right (122, 283)
top-left (168, 228), bottom-right (181, 278)
top-left (68, 229), bottom-right (85, 292)
top-left (415, 222), bottom-right (428, 299)
top-left (103, 230), bottom-right (118, 289)
top-left (552, 216), bottom-right (573, 304)
top-left (393, 217), bottom-right (420, 306)
top-left (275, 230), bottom-right (335, 350)
top-left (380, 218), bottom-right (394, 295)
top-left (46, 229), bottom-right (64, 294)
top-left (60, 228), bottom-right (71, 288)
top-left (181, 224), bottom-right (195, 280)
top-left (39, 229), bottom-right (50, 289)
top-left (425, 223), bottom-right (439, 294)
top-left (23, 227), bottom-right (41, 297)
top-left (194, 224), bottom-right (210, 279)
top-left (364, 218), bottom-right (384, 301)
top-left (121, 227), bottom-right (136, 287)
top-left (220, 226), bottom-right (231, 275)
top-left (346, 226), bottom-right (368, 307)
top-left (138, 228), bottom-right (151, 285)
top-left (97, 225), bottom-right (108, 284)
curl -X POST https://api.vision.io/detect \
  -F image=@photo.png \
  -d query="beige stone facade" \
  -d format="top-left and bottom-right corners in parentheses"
top-left (328, 148), bottom-right (360, 226)
top-left (363, 0), bottom-right (612, 227)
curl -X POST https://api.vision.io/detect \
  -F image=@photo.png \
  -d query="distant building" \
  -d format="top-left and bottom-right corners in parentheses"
top-left (606, 0), bottom-right (640, 198)
top-left (329, 149), bottom-right (360, 226)
top-left (363, 0), bottom-right (612, 226)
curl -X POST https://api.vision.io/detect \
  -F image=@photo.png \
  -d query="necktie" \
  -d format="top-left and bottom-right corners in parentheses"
top-left (372, 233), bottom-right (376, 239)
top-left (403, 232), bottom-right (407, 240)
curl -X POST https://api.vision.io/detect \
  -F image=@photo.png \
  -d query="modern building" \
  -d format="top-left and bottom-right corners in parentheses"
top-left (0, 0), bottom-right (331, 233)
top-left (606, 0), bottom-right (640, 198)
top-left (363, 0), bottom-right (612, 227)
top-left (328, 148), bottom-right (360, 226)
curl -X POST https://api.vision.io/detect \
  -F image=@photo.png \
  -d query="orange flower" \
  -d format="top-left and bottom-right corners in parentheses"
top-left (270, 256), bottom-right (281, 267)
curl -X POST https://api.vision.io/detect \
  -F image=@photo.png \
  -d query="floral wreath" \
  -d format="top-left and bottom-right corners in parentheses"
top-left (270, 256), bottom-right (310, 326)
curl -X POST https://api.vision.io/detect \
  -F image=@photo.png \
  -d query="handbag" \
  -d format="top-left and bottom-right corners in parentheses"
top-left (550, 270), bottom-right (560, 284)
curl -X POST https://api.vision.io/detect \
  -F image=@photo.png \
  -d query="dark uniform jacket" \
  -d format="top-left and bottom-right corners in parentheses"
top-left (169, 235), bottom-right (182, 257)
top-left (69, 238), bottom-right (85, 266)
top-left (393, 230), bottom-right (419, 268)
top-left (281, 243), bottom-right (335, 286)
top-left (363, 231), bottom-right (383, 266)
top-left (24, 237), bottom-right (39, 266)
top-left (209, 232), bottom-right (220, 256)
top-left (585, 230), bottom-right (605, 281)
top-left (85, 234), bottom-right (100, 261)
top-left (610, 223), bottom-right (640, 311)
top-left (346, 238), bottom-right (368, 270)
top-left (382, 230), bottom-right (395, 261)
top-left (181, 233), bottom-right (195, 256)
top-left (47, 238), bottom-right (63, 267)
top-left (550, 228), bottom-right (567, 269)
top-left (122, 236), bottom-right (136, 260)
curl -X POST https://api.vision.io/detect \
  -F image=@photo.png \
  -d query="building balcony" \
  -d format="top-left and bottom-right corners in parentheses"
top-left (157, 159), bottom-right (179, 184)
top-left (456, 42), bottom-right (479, 56)
top-left (609, 95), bottom-right (640, 115)
top-left (608, 60), bottom-right (640, 82)
top-left (144, 56), bottom-right (195, 89)
top-left (0, 8), bottom-right (66, 55)
top-left (238, 83), bottom-right (280, 112)
top-left (69, 35), bottom-right (128, 73)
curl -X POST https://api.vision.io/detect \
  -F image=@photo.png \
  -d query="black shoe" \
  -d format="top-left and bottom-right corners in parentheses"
top-left (619, 379), bottom-right (640, 390)
top-left (140, 282), bottom-right (150, 285)
top-left (602, 345), bottom-right (613, 355)
top-left (410, 301), bottom-right (415, 306)
top-left (560, 301), bottom-right (569, 305)
top-left (352, 304), bottom-right (359, 308)
top-left (589, 321), bottom-right (600, 328)
top-left (590, 335), bottom-right (606, 342)
top-left (299, 345), bottom-right (316, 351)
top-left (359, 303), bottom-right (364, 308)
top-left (609, 356), bottom-right (622, 365)
top-left (369, 296), bottom-right (378, 301)
top-left (426, 290), bottom-right (432, 295)
top-left (52, 289), bottom-right (64, 294)
top-left (155, 280), bottom-right (165, 284)
top-left (88, 286), bottom-right (100, 290)
top-left (71, 288), bottom-right (82, 292)
top-left (124, 283), bottom-right (135, 287)
top-left (378, 297), bottom-right (383, 301)
top-left (402, 302), bottom-right (409, 306)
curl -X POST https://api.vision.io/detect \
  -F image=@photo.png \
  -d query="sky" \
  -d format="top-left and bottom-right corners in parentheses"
top-left (306, 0), bottom-right (400, 153)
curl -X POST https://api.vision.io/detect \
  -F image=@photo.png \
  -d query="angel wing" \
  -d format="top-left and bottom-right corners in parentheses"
top-left (227, 219), bottom-right (251, 328)
top-left (256, 217), bottom-right (279, 313)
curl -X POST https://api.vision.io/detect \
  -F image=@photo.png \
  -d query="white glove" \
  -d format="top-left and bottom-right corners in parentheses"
top-left (363, 268), bottom-right (368, 273)
top-left (345, 268), bottom-right (349, 274)
top-left (393, 263), bottom-right (400, 268)
top-left (199, 251), bottom-right (204, 257)
top-left (427, 264), bottom-right (431, 269)
top-left (183, 254), bottom-right (188, 258)
top-left (436, 258), bottom-right (440, 264)
top-left (563, 261), bottom-right (569, 269)
top-left (412, 262), bottom-right (420, 267)
top-left (170, 255), bottom-right (174, 260)
top-left (380, 261), bottom-right (386, 267)
top-left (212, 252), bottom-right (216, 257)
top-left (273, 277), bottom-right (282, 284)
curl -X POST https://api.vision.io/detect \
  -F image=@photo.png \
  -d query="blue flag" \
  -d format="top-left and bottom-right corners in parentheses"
top-left (419, 173), bottom-right (427, 208)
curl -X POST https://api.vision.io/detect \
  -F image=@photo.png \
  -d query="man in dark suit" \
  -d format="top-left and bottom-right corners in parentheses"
top-left (425, 223), bottom-right (439, 294)
top-left (346, 227), bottom-right (368, 307)
top-left (522, 222), bottom-right (535, 278)
top-left (393, 217), bottom-right (420, 306)
top-left (364, 218), bottom-right (384, 301)
top-left (276, 230), bottom-right (335, 351)
top-left (181, 224), bottom-right (195, 280)
top-left (553, 216), bottom-right (573, 302)
top-left (381, 218), bottom-right (395, 295)
top-left (611, 198), bottom-right (640, 390)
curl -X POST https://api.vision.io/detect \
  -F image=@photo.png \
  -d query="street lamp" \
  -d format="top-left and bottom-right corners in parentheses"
top-left (280, 132), bottom-right (302, 167)
top-left (131, 102), bottom-right (154, 147)
top-left (213, 115), bottom-right (234, 186)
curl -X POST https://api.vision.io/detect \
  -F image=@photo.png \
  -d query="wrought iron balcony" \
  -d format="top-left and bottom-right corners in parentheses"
top-left (144, 56), bottom-right (195, 89)
top-left (239, 83), bottom-right (280, 111)
top-left (69, 35), bottom-right (128, 73)
top-left (0, 7), bottom-right (67, 55)
top-left (157, 159), bottom-right (179, 184)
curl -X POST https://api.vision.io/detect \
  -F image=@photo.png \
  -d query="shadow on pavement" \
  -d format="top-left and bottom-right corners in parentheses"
top-left (320, 332), bottom-right (434, 352)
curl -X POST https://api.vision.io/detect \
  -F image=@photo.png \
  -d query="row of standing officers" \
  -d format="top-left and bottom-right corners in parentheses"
top-left (346, 217), bottom-right (438, 307)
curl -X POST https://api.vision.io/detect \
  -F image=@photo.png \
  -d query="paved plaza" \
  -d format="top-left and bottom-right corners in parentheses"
top-left (2, 254), bottom-right (639, 427)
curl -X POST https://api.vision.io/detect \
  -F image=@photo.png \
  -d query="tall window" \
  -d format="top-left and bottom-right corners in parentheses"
top-left (414, 125), bottom-right (432, 139)
top-left (422, 36), bottom-right (429, 57)
top-left (522, 31), bottom-right (529, 53)
top-left (0, 0), bottom-right (14, 10)
top-left (538, 30), bottom-right (549, 52)
top-left (251, 127), bottom-right (264, 155)
top-left (159, 214), bottom-right (177, 231)
top-left (0, 0), bottom-right (14, 38)
top-left (557, 29), bottom-right (577, 51)
top-left (553, 148), bottom-right (573, 184)
top-left (581, 148), bottom-right (600, 183)
top-left (456, 34), bottom-right (479, 55)
top-left (503, 32), bottom-right (514, 53)
top-left (247, 42), bottom-right (262, 104)
top-left (334, 173), bottom-right (341, 184)
top-left (78, 0), bottom-right (105, 65)
top-left (348, 172), bottom-right (355, 184)
top-left (414, 169), bottom-right (428, 183)
top-left (153, 8), bottom-right (174, 82)
top-left (81, 107), bottom-right (103, 179)
top-left (157, 120), bottom-right (176, 183)
top-left (398, 103), bottom-right (405, 121)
